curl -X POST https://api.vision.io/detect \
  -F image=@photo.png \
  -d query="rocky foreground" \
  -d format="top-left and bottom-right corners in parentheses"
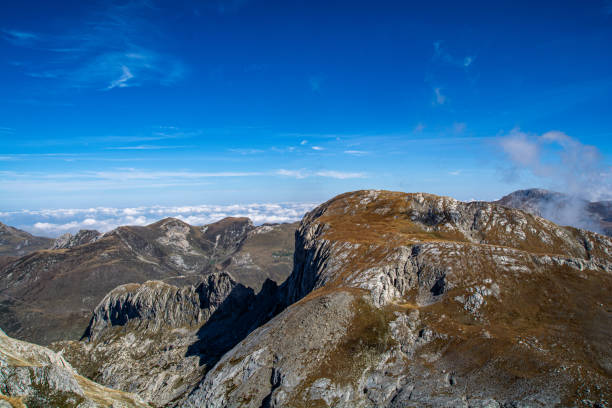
top-left (39, 190), bottom-right (612, 407)
top-left (0, 327), bottom-right (149, 407)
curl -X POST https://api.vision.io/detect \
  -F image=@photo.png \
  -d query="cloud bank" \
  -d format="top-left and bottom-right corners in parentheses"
top-left (1, 202), bottom-right (317, 237)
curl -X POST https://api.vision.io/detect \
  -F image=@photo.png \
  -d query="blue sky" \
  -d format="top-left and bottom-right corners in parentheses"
top-left (1, 0), bottom-right (612, 233)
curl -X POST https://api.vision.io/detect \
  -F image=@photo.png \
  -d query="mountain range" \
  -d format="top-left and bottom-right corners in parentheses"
top-left (0, 189), bottom-right (610, 407)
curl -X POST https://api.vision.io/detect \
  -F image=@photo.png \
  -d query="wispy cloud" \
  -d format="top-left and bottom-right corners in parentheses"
top-left (433, 87), bottom-right (446, 105)
top-left (277, 169), bottom-right (309, 179)
top-left (2, 1), bottom-right (185, 90)
top-left (107, 65), bottom-right (133, 89)
top-left (0, 29), bottom-right (39, 45)
top-left (312, 146), bottom-right (325, 151)
top-left (276, 169), bottom-right (366, 179)
top-left (315, 170), bottom-right (366, 179)
top-left (344, 150), bottom-right (368, 156)
top-left (433, 40), bottom-right (475, 68)
top-left (229, 148), bottom-right (265, 155)
top-left (106, 145), bottom-right (191, 150)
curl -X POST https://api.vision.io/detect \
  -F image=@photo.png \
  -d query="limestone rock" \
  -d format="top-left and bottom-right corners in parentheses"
top-left (0, 327), bottom-right (149, 407)
top-left (51, 230), bottom-right (102, 250)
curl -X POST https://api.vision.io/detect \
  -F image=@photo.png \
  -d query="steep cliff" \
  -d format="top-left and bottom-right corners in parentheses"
top-left (184, 190), bottom-right (612, 407)
top-left (53, 272), bottom-right (281, 407)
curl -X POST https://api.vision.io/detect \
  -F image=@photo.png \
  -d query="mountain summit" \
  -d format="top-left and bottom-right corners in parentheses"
top-left (48, 190), bottom-right (612, 407)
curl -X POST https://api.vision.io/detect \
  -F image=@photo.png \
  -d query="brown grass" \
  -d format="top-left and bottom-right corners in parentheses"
top-left (0, 394), bottom-right (26, 408)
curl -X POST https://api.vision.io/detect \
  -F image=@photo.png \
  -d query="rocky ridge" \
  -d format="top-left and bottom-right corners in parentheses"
top-left (51, 230), bottom-right (102, 250)
top-left (183, 190), bottom-right (612, 407)
top-left (55, 190), bottom-right (612, 407)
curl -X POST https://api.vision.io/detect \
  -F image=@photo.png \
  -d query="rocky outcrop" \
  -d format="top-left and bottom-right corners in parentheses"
top-left (51, 230), bottom-right (102, 249)
top-left (183, 190), bottom-right (612, 407)
top-left (53, 272), bottom-right (281, 407)
top-left (0, 222), bottom-right (53, 257)
top-left (0, 327), bottom-right (149, 407)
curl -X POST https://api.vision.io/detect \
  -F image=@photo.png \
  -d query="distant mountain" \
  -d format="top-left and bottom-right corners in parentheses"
top-left (0, 222), bottom-right (53, 257)
top-left (53, 190), bottom-right (611, 407)
top-left (0, 217), bottom-right (297, 345)
top-left (51, 229), bottom-right (102, 249)
top-left (0, 327), bottom-right (149, 407)
top-left (496, 188), bottom-right (612, 236)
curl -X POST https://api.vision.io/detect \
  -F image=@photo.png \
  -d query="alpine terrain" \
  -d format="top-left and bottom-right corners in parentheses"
top-left (29, 189), bottom-right (611, 407)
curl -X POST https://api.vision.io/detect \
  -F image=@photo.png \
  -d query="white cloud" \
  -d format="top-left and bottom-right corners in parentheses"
top-left (433, 87), bottom-right (446, 105)
top-left (344, 150), bottom-right (368, 156)
top-left (276, 169), bottom-right (309, 179)
top-left (10, 202), bottom-right (317, 237)
top-left (277, 169), bottom-right (366, 179)
top-left (498, 129), bottom-right (540, 168)
top-left (107, 65), bottom-right (133, 89)
top-left (315, 170), bottom-right (366, 179)
top-left (497, 129), bottom-right (610, 200)
top-left (312, 146), bottom-right (324, 151)
top-left (300, 140), bottom-right (308, 145)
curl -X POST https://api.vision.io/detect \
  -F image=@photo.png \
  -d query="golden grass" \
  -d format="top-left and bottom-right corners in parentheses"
top-left (0, 394), bottom-right (26, 408)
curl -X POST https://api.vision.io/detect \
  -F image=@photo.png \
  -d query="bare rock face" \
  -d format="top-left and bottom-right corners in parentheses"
top-left (182, 190), bottom-right (612, 407)
top-left (0, 327), bottom-right (149, 407)
top-left (52, 272), bottom-right (281, 407)
top-left (51, 230), bottom-right (102, 250)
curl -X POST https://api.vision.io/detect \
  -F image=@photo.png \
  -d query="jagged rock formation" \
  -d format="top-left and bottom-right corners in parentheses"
top-left (0, 223), bottom-right (53, 257)
top-left (51, 230), bottom-right (102, 250)
top-left (0, 217), bottom-right (297, 345)
top-left (51, 190), bottom-right (612, 407)
top-left (181, 190), bottom-right (611, 407)
top-left (0, 327), bottom-right (149, 407)
top-left (497, 188), bottom-right (612, 236)
top-left (52, 272), bottom-right (281, 407)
